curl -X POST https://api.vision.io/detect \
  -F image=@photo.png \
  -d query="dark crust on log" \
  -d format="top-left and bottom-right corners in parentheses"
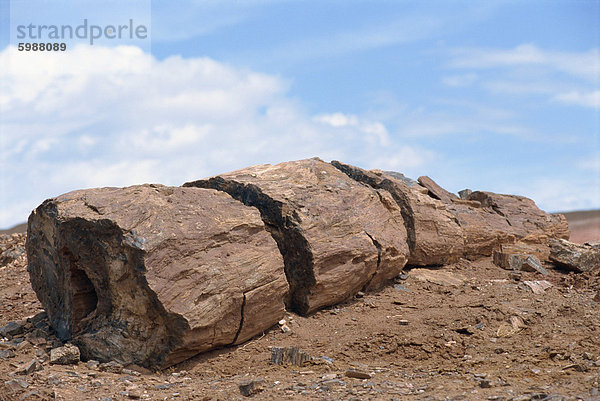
top-left (330, 160), bottom-right (416, 254)
top-left (184, 177), bottom-right (316, 315)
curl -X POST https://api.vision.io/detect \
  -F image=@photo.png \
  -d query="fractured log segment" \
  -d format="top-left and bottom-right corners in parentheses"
top-left (185, 158), bottom-right (409, 315)
top-left (331, 161), bottom-right (464, 266)
top-left (26, 185), bottom-right (288, 368)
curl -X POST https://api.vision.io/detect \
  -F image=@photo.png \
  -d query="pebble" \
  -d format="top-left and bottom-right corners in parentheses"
top-left (16, 340), bottom-right (32, 351)
top-left (99, 360), bottom-right (124, 373)
top-left (239, 378), bottom-right (265, 397)
top-left (0, 348), bottom-right (15, 359)
top-left (50, 344), bottom-right (80, 365)
top-left (345, 369), bottom-right (372, 379)
top-left (4, 378), bottom-right (29, 391)
top-left (0, 321), bottom-right (25, 338)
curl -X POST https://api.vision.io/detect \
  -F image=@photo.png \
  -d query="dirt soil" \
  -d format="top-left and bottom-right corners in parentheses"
top-left (1, 227), bottom-right (599, 400)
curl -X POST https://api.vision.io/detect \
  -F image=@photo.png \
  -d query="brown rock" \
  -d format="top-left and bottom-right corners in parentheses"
top-left (492, 251), bottom-right (548, 275)
top-left (185, 158), bottom-right (409, 315)
top-left (331, 161), bottom-right (464, 266)
top-left (447, 190), bottom-right (568, 259)
top-left (26, 185), bottom-right (288, 367)
top-left (549, 238), bottom-right (600, 272)
top-left (499, 241), bottom-right (551, 263)
top-left (345, 368), bottom-right (372, 379)
top-left (467, 191), bottom-right (570, 240)
top-left (417, 176), bottom-right (459, 204)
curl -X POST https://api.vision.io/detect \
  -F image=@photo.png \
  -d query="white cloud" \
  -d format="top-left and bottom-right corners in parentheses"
top-left (446, 44), bottom-right (600, 110)
top-left (552, 91), bottom-right (600, 109)
top-left (314, 113), bottom-right (390, 147)
top-left (0, 45), bottom-right (428, 228)
top-left (449, 44), bottom-right (600, 82)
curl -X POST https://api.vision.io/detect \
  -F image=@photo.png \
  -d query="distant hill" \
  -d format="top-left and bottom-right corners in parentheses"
top-left (0, 222), bottom-right (27, 234)
top-left (559, 210), bottom-right (600, 244)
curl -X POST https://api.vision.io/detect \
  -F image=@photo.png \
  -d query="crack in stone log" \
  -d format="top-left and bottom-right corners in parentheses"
top-left (231, 293), bottom-right (246, 345)
top-left (184, 177), bottom-right (315, 315)
top-left (331, 160), bottom-right (416, 254)
top-left (363, 231), bottom-right (382, 291)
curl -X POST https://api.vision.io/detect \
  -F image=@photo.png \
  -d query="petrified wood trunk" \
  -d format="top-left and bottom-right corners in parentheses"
top-left (331, 161), bottom-right (464, 266)
top-left (26, 185), bottom-right (288, 368)
top-left (185, 158), bottom-right (409, 315)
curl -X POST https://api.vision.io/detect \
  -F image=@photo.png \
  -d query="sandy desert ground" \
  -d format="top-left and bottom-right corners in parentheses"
top-left (0, 211), bottom-right (598, 401)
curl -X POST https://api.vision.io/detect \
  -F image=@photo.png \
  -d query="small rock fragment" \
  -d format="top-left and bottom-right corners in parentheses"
top-left (345, 368), bottom-right (372, 379)
top-left (478, 378), bottom-right (493, 388)
top-left (549, 238), bottom-right (600, 272)
top-left (86, 359), bottom-right (100, 370)
top-left (50, 344), bottom-right (80, 365)
top-left (270, 347), bottom-right (311, 366)
top-left (0, 349), bottom-right (15, 359)
top-left (4, 378), bottom-right (29, 391)
top-left (15, 358), bottom-right (42, 375)
top-left (239, 379), bottom-right (265, 397)
top-left (99, 360), bottom-right (124, 373)
top-left (16, 340), bottom-right (32, 352)
top-left (47, 375), bottom-right (61, 386)
top-left (497, 316), bottom-right (526, 337)
top-left (0, 321), bottom-right (24, 338)
top-left (523, 280), bottom-right (552, 295)
top-left (493, 252), bottom-right (547, 275)
top-left (280, 324), bottom-right (291, 334)
top-left (458, 189), bottom-right (472, 199)
top-left (520, 256), bottom-right (549, 275)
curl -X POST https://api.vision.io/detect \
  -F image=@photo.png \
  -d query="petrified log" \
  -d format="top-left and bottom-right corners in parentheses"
top-left (467, 191), bottom-right (570, 241)
top-left (184, 158), bottom-right (409, 315)
top-left (414, 177), bottom-right (569, 259)
top-left (26, 185), bottom-right (288, 367)
top-left (331, 161), bottom-right (464, 266)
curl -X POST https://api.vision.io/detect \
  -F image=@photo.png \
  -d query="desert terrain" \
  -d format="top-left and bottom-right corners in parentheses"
top-left (0, 210), bottom-right (598, 401)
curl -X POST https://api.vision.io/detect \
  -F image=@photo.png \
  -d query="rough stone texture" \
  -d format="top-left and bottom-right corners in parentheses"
top-left (26, 185), bottom-right (288, 368)
top-left (185, 158), bottom-right (409, 315)
top-left (0, 322), bottom-right (24, 338)
top-left (467, 191), bottom-right (570, 241)
top-left (498, 242), bottom-right (551, 264)
top-left (50, 344), bottom-right (80, 365)
top-left (444, 189), bottom-right (569, 260)
top-left (417, 176), bottom-right (459, 204)
top-left (549, 239), bottom-right (600, 272)
top-left (492, 251), bottom-right (547, 275)
top-left (330, 161), bottom-right (464, 266)
top-left (270, 346), bottom-right (311, 366)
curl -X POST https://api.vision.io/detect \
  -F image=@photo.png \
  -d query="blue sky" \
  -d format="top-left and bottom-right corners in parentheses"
top-left (0, 0), bottom-right (599, 229)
